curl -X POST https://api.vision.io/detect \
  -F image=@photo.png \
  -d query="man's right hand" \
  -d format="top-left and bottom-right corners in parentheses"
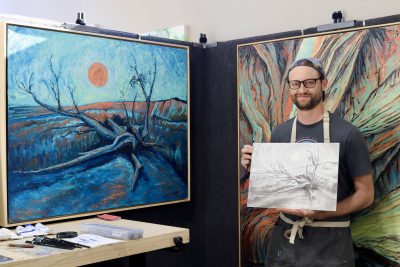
top-left (241, 145), bottom-right (253, 170)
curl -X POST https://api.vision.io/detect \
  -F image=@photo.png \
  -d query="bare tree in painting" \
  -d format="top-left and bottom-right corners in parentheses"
top-left (255, 147), bottom-right (321, 204)
top-left (128, 56), bottom-right (157, 138)
top-left (16, 55), bottom-right (160, 191)
top-left (304, 147), bottom-right (320, 203)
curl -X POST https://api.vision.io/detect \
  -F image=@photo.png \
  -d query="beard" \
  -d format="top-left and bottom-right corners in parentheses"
top-left (291, 91), bottom-right (323, 111)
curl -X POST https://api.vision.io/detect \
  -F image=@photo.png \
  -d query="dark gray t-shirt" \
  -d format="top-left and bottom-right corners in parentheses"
top-left (271, 112), bottom-right (372, 219)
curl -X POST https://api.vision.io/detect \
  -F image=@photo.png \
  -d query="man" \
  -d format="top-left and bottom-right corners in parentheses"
top-left (241, 58), bottom-right (374, 267)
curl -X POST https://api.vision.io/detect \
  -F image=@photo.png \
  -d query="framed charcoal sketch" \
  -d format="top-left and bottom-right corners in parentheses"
top-left (0, 22), bottom-right (190, 226)
top-left (247, 143), bottom-right (339, 211)
top-left (238, 22), bottom-right (400, 266)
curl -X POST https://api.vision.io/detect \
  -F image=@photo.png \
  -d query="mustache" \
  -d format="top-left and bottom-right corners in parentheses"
top-left (294, 93), bottom-right (312, 97)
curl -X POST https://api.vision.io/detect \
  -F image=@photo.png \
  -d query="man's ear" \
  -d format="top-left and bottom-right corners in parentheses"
top-left (321, 79), bottom-right (328, 89)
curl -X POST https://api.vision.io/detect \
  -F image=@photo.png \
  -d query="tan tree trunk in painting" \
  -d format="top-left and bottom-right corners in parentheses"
top-left (239, 40), bottom-right (300, 142)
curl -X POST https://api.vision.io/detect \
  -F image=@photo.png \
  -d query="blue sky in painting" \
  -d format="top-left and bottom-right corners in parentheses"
top-left (7, 25), bottom-right (188, 107)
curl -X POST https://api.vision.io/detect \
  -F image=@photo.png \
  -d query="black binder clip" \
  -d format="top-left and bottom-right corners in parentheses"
top-left (162, 236), bottom-right (185, 252)
top-left (172, 236), bottom-right (185, 251)
top-left (56, 231), bottom-right (78, 239)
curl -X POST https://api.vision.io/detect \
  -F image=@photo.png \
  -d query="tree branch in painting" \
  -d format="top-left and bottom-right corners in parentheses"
top-left (15, 55), bottom-right (161, 191)
top-left (129, 56), bottom-right (157, 138)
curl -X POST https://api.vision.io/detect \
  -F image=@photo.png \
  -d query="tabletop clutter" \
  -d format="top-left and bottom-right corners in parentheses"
top-left (0, 215), bottom-right (144, 250)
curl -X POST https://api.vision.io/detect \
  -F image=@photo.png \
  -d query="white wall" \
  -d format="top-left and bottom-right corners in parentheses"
top-left (0, 0), bottom-right (399, 43)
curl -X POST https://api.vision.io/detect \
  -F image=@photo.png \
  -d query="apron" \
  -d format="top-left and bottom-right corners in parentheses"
top-left (265, 110), bottom-right (355, 267)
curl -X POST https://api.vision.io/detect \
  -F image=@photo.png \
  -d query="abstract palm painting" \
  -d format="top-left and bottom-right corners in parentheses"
top-left (238, 23), bottom-right (400, 266)
top-left (2, 24), bottom-right (189, 225)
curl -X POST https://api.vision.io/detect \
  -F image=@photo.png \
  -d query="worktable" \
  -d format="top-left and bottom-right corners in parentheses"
top-left (0, 218), bottom-right (189, 266)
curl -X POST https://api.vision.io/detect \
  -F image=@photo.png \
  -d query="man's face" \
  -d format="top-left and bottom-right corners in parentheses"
top-left (288, 66), bottom-right (326, 111)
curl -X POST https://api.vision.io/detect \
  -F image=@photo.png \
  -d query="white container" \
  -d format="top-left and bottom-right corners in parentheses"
top-left (80, 223), bottom-right (144, 240)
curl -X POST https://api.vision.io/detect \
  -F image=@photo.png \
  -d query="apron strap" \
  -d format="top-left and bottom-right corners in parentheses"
top-left (323, 109), bottom-right (330, 143)
top-left (290, 117), bottom-right (297, 143)
top-left (280, 213), bottom-right (350, 244)
top-left (290, 109), bottom-right (330, 143)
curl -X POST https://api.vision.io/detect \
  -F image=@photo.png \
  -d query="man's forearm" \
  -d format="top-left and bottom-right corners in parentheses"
top-left (320, 174), bottom-right (374, 220)
top-left (280, 174), bottom-right (374, 220)
top-left (323, 187), bottom-right (374, 219)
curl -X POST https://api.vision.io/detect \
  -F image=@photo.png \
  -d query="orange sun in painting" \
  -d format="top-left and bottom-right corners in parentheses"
top-left (88, 62), bottom-right (108, 87)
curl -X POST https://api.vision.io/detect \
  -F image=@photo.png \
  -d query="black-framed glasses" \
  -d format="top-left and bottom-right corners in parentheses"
top-left (287, 78), bottom-right (321, 90)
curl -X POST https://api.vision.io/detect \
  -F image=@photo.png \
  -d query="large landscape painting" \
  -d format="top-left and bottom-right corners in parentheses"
top-left (238, 23), bottom-right (400, 266)
top-left (1, 24), bottom-right (189, 225)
